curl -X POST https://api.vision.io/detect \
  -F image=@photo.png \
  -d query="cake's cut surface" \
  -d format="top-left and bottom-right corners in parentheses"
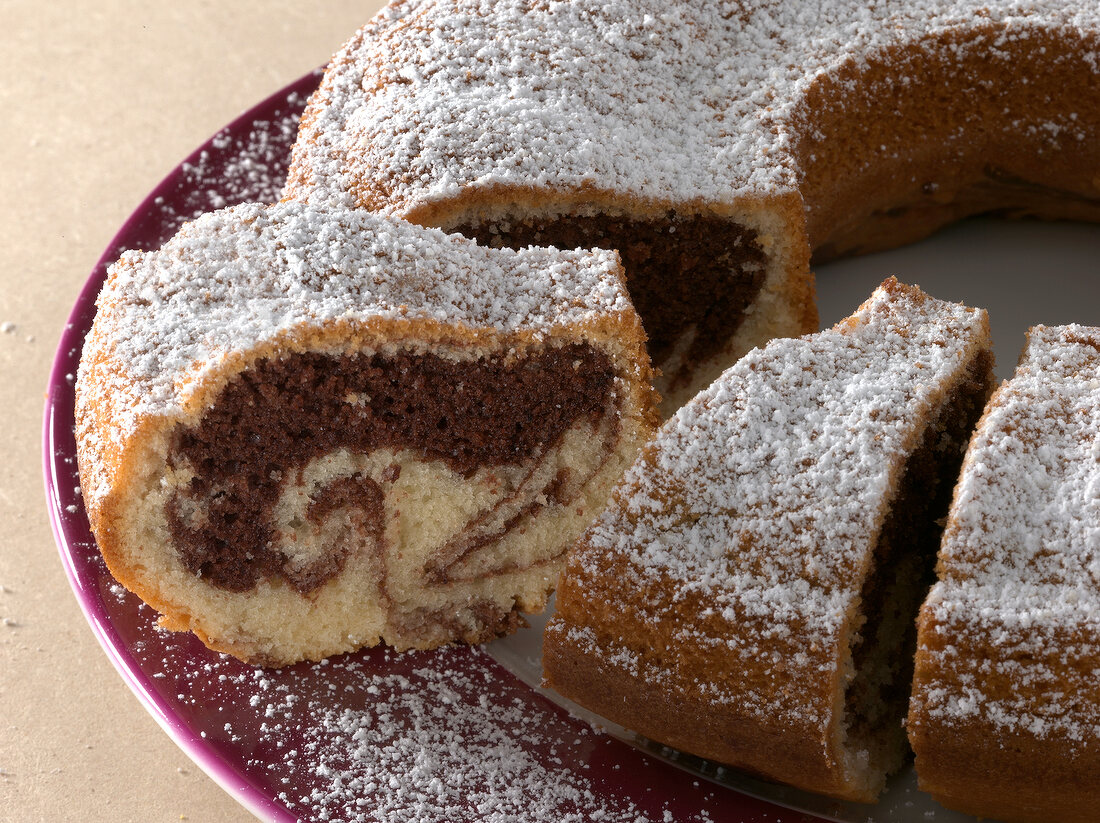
top-left (908, 324), bottom-right (1100, 823)
top-left (285, 0), bottom-right (1098, 410)
top-left (76, 201), bottom-right (657, 665)
top-left (543, 278), bottom-right (994, 802)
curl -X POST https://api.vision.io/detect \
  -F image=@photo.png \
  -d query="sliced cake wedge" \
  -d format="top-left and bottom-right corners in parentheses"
top-left (543, 278), bottom-right (994, 801)
top-left (908, 324), bottom-right (1100, 823)
top-left (76, 201), bottom-right (657, 665)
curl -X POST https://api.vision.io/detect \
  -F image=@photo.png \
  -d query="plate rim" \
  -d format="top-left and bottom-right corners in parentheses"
top-left (41, 72), bottom-right (327, 823)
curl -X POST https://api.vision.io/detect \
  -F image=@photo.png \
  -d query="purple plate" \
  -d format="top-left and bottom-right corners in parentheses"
top-left (42, 71), bottom-right (827, 823)
top-left (48, 67), bottom-right (1098, 823)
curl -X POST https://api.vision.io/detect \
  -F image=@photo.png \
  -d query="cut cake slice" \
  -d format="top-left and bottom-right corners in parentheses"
top-left (543, 278), bottom-right (994, 801)
top-left (76, 201), bottom-right (657, 665)
top-left (908, 324), bottom-right (1100, 823)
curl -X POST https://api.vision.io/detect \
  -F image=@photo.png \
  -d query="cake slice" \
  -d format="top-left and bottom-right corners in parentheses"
top-left (543, 278), bottom-right (994, 802)
top-left (908, 324), bottom-right (1100, 823)
top-left (76, 201), bottom-right (657, 666)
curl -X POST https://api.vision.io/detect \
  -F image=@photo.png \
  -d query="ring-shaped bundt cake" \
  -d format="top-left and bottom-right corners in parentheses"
top-left (284, 0), bottom-right (1099, 411)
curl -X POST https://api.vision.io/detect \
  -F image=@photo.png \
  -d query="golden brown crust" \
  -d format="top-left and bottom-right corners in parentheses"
top-left (545, 561), bottom-right (851, 796)
top-left (797, 24), bottom-right (1100, 260)
top-left (909, 605), bottom-right (1100, 823)
top-left (907, 325), bottom-right (1100, 822)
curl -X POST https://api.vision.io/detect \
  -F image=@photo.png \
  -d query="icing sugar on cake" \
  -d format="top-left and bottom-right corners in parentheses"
top-left (287, 0), bottom-right (1098, 213)
top-left (544, 278), bottom-right (995, 802)
top-left (908, 323), bottom-right (1100, 822)
top-left (285, 0), bottom-right (1099, 412)
top-left (567, 279), bottom-right (986, 642)
top-left (78, 200), bottom-right (635, 510)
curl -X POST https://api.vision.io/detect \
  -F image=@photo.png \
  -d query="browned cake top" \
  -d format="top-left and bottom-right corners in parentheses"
top-left (566, 279), bottom-right (989, 727)
top-left (919, 324), bottom-right (1100, 740)
top-left (286, 0), bottom-right (1097, 214)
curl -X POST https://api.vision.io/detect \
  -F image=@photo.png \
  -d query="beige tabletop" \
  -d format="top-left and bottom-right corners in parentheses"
top-left (1, 3), bottom-right (384, 820)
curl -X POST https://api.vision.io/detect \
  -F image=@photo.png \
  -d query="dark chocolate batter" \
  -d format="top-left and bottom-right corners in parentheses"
top-left (167, 344), bottom-right (615, 593)
top-left (451, 212), bottom-right (767, 385)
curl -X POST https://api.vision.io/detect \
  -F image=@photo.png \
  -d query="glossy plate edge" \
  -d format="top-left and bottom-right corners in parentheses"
top-left (41, 76), bottom-right (325, 823)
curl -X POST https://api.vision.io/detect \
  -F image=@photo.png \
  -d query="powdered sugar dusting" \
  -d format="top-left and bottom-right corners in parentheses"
top-left (202, 648), bottom-right (656, 822)
top-left (75, 200), bottom-right (628, 511)
top-left (916, 324), bottom-right (1100, 739)
top-left (569, 280), bottom-right (988, 725)
top-left (152, 87), bottom-right (310, 238)
top-left (286, 0), bottom-right (1099, 214)
top-left (288, 657), bottom-right (649, 822)
top-left (117, 613), bottom-right (666, 822)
